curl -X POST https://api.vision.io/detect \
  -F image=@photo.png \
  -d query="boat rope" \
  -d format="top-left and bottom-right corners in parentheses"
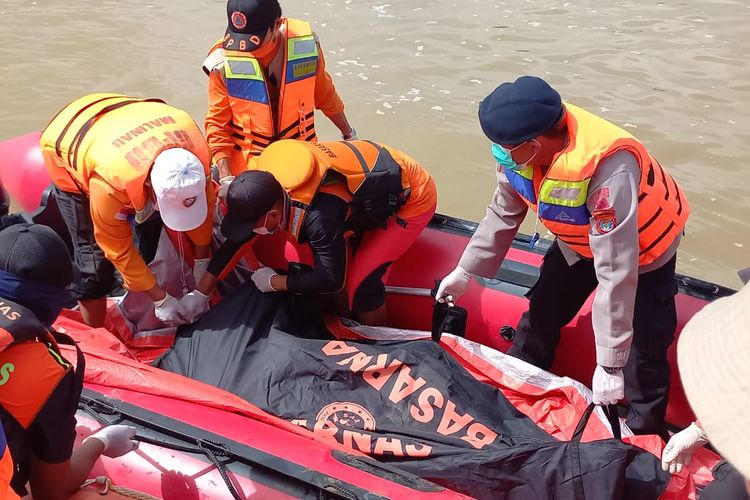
top-left (80, 476), bottom-right (160, 500)
top-left (78, 396), bottom-right (243, 500)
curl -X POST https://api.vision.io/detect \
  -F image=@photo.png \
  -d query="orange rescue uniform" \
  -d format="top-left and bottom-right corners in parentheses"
top-left (204, 18), bottom-right (345, 175)
top-left (40, 93), bottom-right (216, 292)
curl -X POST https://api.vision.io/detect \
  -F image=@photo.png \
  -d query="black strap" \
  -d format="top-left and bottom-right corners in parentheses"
top-left (603, 404), bottom-right (622, 441)
top-left (340, 140), bottom-right (371, 174)
top-left (571, 435), bottom-right (586, 499)
top-left (66, 98), bottom-right (165, 171)
top-left (49, 330), bottom-right (86, 390)
top-left (54, 95), bottom-right (126, 156)
top-left (572, 403), bottom-right (621, 442)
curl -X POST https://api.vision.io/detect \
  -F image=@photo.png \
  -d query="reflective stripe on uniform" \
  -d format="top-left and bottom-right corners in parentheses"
top-left (504, 166), bottom-right (537, 204)
top-left (285, 35), bottom-right (319, 84)
top-left (224, 57), bottom-right (269, 104)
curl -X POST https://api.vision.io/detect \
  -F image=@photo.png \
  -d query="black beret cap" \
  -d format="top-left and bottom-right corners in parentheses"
top-left (478, 76), bottom-right (564, 145)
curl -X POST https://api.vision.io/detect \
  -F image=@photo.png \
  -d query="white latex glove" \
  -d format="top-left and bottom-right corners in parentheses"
top-left (436, 266), bottom-right (473, 306)
top-left (342, 128), bottom-right (358, 141)
top-left (251, 267), bottom-right (279, 293)
top-left (661, 422), bottom-right (710, 474)
top-left (177, 290), bottom-right (211, 323)
top-left (84, 425), bottom-right (139, 458)
top-left (154, 294), bottom-right (183, 326)
top-left (218, 175), bottom-right (235, 200)
top-left (592, 365), bottom-right (625, 405)
top-left (193, 258), bottom-right (211, 284)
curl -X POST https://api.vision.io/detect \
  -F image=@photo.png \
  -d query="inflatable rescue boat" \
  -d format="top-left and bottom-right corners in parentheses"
top-left (0, 132), bottom-right (736, 499)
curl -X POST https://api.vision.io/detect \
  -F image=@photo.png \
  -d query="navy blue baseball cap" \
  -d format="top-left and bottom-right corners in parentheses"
top-left (478, 76), bottom-right (564, 145)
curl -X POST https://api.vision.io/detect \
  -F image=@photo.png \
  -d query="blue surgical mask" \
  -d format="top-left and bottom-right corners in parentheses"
top-left (491, 143), bottom-right (521, 171)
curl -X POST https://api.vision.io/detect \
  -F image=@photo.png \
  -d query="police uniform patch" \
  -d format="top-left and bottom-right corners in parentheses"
top-left (593, 208), bottom-right (617, 234)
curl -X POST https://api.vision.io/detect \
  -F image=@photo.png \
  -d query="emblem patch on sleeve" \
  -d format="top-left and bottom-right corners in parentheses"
top-left (593, 208), bottom-right (617, 234)
top-left (587, 187), bottom-right (611, 210)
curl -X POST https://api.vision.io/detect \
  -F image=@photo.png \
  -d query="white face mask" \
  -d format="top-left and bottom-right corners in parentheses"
top-left (135, 198), bottom-right (158, 225)
top-left (252, 212), bottom-right (277, 235)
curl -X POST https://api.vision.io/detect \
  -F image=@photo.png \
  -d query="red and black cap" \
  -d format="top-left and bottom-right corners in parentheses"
top-left (223, 0), bottom-right (282, 52)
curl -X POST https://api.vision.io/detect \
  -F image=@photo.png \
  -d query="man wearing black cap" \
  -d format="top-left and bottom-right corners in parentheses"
top-left (177, 139), bottom-right (437, 327)
top-left (0, 221), bottom-right (138, 498)
top-left (204, 0), bottom-right (356, 191)
top-left (436, 76), bottom-right (690, 436)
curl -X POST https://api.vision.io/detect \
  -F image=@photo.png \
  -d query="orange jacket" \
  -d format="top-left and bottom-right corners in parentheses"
top-left (204, 18), bottom-right (345, 175)
top-left (40, 93), bottom-right (216, 291)
top-left (503, 103), bottom-right (689, 265)
top-left (253, 140), bottom-right (437, 239)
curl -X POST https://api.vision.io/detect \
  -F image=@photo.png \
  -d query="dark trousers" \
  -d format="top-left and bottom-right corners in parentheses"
top-left (702, 461), bottom-right (750, 500)
top-left (55, 188), bottom-right (163, 300)
top-left (507, 241), bottom-right (678, 435)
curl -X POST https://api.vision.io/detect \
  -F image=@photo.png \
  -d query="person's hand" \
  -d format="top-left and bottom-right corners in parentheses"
top-left (661, 422), bottom-right (710, 474)
top-left (592, 365), bottom-right (625, 405)
top-left (342, 127), bottom-right (358, 141)
top-left (436, 266), bottom-right (473, 306)
top-left (84, 425), bottom-right (139, 458)
top-left (193, 258), bottom-right (211, 284)
top-left (251, 267), bottom-right (279, 293)
top-left (177, 290), bottom-right (211, 323)
top-left (218, 175), bottom-right (235, 200)
top-left (154, 294), bottom-right (183, 326)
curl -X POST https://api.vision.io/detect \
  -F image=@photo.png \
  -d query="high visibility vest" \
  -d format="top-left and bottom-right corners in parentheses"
top-left (40, 93), bottom-right (210, 211)
top-left (253, 140), bottom-right (411, 240)
top-left (210, 18), bottom-right (320, 161)
top-left (503, 104), bottom-right (689, 265)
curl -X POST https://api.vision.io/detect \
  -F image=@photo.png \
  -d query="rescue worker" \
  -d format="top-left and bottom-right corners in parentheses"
top-left (436, 76), bottom-right (689, 436)
top-left (662, 282), bottom-right (750, 498)
top-left (203, 0), bottom-right (357, 190)
top-left (0, 221), bottom-right (138, 499)
top-left (178, 139), bottom-right (437, 326)
top-left (40, 93), bottom-right (216, 328)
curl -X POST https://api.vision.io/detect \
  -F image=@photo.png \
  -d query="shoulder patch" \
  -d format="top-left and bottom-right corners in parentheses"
top-left (593, 208), bottom-right (617, 234)
top-left (587, 187), bottom-right (611, 210)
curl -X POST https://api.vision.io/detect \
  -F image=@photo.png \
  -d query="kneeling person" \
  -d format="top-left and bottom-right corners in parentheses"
top-left (181, 139), bottom-right (437, 325)
top-left (40, 93), bottom-right (216, 327)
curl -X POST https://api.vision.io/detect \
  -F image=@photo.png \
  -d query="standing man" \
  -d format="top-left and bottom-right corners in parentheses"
top-left (203, 0), bottom-right (357, 190)
top-left (40, 93), bottom-right (215, 327)
top-left (436, 76), bottom-right (689, 436)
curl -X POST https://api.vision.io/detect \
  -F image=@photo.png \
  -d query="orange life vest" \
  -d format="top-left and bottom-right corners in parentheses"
top-left (40, 93), bottom-right (211, 211)
top-left (208, 18), bottom-right (320, 162)
top-left (502, 104), bottom-right (689, 265)
top-left (253, 140), bottom-right (411, 240)
top-left (1, 426), bottom-right (19, 500)
top-left (0, 335), bottom-right (71, 432)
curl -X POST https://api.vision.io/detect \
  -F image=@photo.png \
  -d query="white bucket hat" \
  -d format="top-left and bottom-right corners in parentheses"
top-left (678, 281), bottom-right (750, 479)
top-left (149, 148), bottom-right (208, 232)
